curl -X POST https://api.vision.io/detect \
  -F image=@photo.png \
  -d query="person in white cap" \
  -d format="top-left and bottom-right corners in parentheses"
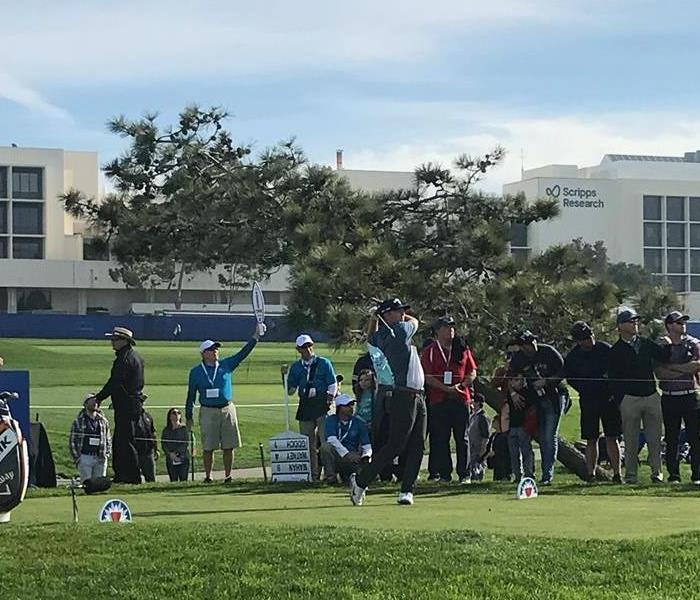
top-left (93, 326), bottom-right (145, 484)
top-left (320, 394), bottom-right (372, 484)
top-left (69, 394), bottom-right (112, 483)
top-left (282, 334), bottom-right (338, 481)
top-left (185, 322), bottom-right (266, 483)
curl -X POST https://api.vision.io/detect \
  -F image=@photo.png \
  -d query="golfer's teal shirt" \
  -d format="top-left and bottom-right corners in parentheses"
top-left (185, 338), bottom-right (257, 419)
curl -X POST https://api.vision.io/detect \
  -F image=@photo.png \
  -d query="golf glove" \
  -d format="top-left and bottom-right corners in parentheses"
top-left (256, 323), bottom-right (267, 337)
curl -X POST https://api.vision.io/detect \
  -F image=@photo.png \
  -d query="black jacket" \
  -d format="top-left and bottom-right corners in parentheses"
top-left (95, 345), bottom-right (145, 419)
top-left (607, 336), bottom-right (670, 401)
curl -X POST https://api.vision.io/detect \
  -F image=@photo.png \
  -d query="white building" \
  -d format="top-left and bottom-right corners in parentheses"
top-left (503, 151), bottom-right (700, 315)
top-left (0, 146), bottom-right (414, 315)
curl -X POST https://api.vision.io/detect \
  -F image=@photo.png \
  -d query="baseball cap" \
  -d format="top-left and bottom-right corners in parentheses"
top-left (295, 334), bottom-right (314, 348)
top-left (104, 326), bottom-right (136, 344)
top-left (616, 308), bottom-right (640, 325)
top-left (335, 394), bottom-right (355, 407)
top-left (376, 298), bottom-right (411, 315)
top-left (665, 311), bottom-right (690, 325)
top-left (570, 321), bottom-right (593, 341)
top-left (198, 340), bottom-right (221, 353)
top-left (435, 315), bottom-right (456, 328)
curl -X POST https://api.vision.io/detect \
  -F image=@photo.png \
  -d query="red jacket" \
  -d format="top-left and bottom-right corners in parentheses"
top-left (420, 340), bottom-right (478, 406)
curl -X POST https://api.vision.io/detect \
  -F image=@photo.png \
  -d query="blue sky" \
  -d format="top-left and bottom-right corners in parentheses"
top-left (3, 0), bottom-right (700, 192)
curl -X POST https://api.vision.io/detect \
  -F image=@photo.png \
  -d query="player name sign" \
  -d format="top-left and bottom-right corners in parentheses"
top-left (269, 431), bottom-right (311, 482)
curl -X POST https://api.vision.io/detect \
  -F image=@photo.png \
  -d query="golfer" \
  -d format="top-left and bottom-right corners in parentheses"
top-left (351, 298), bottom-right (426, 506)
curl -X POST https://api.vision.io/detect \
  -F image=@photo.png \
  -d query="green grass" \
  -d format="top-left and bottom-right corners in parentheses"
top-left (5, 481), bottom-right (700, 599)
top-left (2, 338), bottom-right (362, 474)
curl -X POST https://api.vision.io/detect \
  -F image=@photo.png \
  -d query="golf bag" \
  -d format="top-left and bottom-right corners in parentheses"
top-left (0, 392), bottom-right (30, 518)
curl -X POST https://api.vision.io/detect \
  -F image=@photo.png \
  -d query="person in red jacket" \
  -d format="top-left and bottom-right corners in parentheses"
top-left (420, 316), bottom-right (478, 483)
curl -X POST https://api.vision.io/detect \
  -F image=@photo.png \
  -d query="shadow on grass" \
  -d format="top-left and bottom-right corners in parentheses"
top-left (135, 504), bottom-right (340, 519)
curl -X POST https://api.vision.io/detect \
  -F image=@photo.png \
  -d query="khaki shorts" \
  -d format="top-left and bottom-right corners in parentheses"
top-left (199, 404), bottom-right (241, 451)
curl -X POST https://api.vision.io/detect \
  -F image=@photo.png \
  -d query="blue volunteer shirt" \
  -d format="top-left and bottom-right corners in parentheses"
top-left (324, 414), bottom-right (371, 454)
top-left (185, 338), bottom-right (257, 420)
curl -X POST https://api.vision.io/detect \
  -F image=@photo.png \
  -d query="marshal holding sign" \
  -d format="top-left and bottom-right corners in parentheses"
top-left (269, 431), bottom-right (311, 482)
top-left (0, 392), bottom-right (30, 523)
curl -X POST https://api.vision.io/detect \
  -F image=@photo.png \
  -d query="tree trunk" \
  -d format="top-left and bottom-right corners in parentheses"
top-left (175, 263), bottom-right (186, 310)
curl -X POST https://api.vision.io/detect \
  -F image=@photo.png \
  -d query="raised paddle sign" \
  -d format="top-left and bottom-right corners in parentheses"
top-left (252, 281), bottom-right (266, 324)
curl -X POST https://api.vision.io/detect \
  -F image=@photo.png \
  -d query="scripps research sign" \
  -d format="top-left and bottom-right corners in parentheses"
top-left (544, 184), bottom-right (605, 209)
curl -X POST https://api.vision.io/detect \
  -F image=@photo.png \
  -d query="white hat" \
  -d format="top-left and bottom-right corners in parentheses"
top-left (104, 326), bottom-right (136, 344)
top-left (199, 340), bottom-right (221, 353)
top-left (335, 394), bottom-right (355, 407)
top-left (295, 334), bottom-right (314, 347)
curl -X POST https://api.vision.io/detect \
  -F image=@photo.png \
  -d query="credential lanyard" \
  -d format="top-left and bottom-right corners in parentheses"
top-left (338, 419), bottom-right (353, 443)
top-left (201, 362), bottom-right (220, 387)
top-left (436, 343), bottom-right (452, 368)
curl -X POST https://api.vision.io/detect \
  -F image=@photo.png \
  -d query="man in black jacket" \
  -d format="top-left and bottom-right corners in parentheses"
top-left (607, 308), bottom-right (670, 484)
top-left (564, 321), bottom-right (621, 483)
top-left (93, 326), bottom-right (145, 484)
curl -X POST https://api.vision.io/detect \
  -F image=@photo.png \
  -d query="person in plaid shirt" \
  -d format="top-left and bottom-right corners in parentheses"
top-left (70, 394), bottom-right (111, 482)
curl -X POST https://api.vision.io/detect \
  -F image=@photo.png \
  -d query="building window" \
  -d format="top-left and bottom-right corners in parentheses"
top-left (643, 223), bottom-right (662, 246)
top-left (0, 202), bottom-right (7, 234)
top-left (0, 237), bottom-right (7, 259)
top-left (12, 167), bottom-right (43, 199)
top-left (0, 168), bottom-right (6, 198)
top-left (83, 237), bottom-right (110, 261)
top-left (643, 195), bottom-right (662, 220)
top-left (13, 237), bottom-right (43, 259)
top-left (644, 249), bottom-right (662, 273)
top-left (667, 249), bottom-right (686, 273)
top-left (667, 223), bottom-right (685, 247)
top-left (692, 276), bottom-right (700, 292)
top-left (17, 289), bottom-right (51, 312)
top-left (509, 222), bottom-right (530, 264)
top-left (690, 197), bottom-right (700, 222)
top-left (666, 275), bottom-right (687, 293)
top-left (12, 202), bottom-right (43, 235)
top-left (667, 196), bottom-right (685, 221)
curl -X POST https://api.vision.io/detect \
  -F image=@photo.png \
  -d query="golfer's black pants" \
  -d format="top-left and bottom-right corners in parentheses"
top-left (429, 398), bottom-right (469, 479)
top-left (662, 393), bottom-right (700, 480)
top-left (112, 414), bottom-right (141, 484)
top-left (357, 389), bottom-right (426, 493)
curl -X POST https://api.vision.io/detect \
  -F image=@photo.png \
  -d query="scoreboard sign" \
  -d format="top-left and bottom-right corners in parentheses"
top-left (269, 431), bottom-right (311, 482)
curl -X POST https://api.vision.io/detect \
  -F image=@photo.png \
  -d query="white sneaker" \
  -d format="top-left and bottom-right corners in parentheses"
top-left (692, 480), bottom-right (700, 486)
top-left (349, 474), bottom-right (366, 506)
top-left (397, 492), bottom-right (414, 505)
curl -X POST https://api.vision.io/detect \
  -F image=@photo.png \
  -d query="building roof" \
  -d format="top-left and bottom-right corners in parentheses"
top-left (604, 151), bottom-right (700, 163)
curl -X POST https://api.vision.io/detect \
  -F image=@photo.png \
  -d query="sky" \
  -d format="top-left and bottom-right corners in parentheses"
top-left (3, 0), bottom-right (700, 193)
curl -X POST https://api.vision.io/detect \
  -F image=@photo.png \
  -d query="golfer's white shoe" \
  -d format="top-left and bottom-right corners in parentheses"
top-left (397, 492), bottom-right (414, 505)
top-left (349, 474), bottom-right (366, 506)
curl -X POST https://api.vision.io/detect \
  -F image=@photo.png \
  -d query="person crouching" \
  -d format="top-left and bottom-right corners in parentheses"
top-left (321, 394), bottom-right (372, 484)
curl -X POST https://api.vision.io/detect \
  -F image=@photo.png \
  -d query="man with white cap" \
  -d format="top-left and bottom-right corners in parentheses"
top-left (93, 326), bottom-right (145, 484)
top-left (320, 394), bottom-right (372, 484)
top-left (185, 322), bottom-right (266, 483)
top-left (283, 334), bottom-right (338, 481)
top-left (654, 311), bottom-right (700, 484)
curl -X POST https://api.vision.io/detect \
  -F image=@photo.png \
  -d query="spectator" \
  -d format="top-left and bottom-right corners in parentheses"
top-left (466, 393), bottom-right (491, 481)
top-left (608, 307), bottom-right (670, 484)
top-left (320, 394), bottom-right (372, 484)
top-left (654, 311), bottom-right (700, 485)
top-left (351, 298), bottom-right (426, 506)
top-left (351, 352), bottom-right (374, 397)
top-left (507, 372), bottom-right (535, 481)
top-left (510, 330), bottom-right (564, 485)
top-left (284, 334), bottom-right (338, 481)
top-left (486, 406), bottom-right (512, 481)
top-left (185, 323), bottom-right (266, 483)
top-left (69, 394), bottom-right (111, 483)
top-left (420, 316), bottom-right (478, 484)
top-left (564, 321), bottom-right (622, 483)
top-left (162, 408), bottom-right (191, 482)
top-left (354, 369), bottom-right (376, 430)
top-left (134, 406), bottom-right (157, 482)
top-left (94, 326), bottom-right (145, 484)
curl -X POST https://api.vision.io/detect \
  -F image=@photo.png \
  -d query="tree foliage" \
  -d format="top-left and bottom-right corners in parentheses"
top-left (61, 106), bottom-right (302, 307)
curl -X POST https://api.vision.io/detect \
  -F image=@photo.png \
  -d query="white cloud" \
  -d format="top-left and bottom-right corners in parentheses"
top-left (340, 110), bottom-right (700, 194)
top-left (0, 0), bottom-right (577, 86)
top-left (0, 71), bottom-right (70, 120)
